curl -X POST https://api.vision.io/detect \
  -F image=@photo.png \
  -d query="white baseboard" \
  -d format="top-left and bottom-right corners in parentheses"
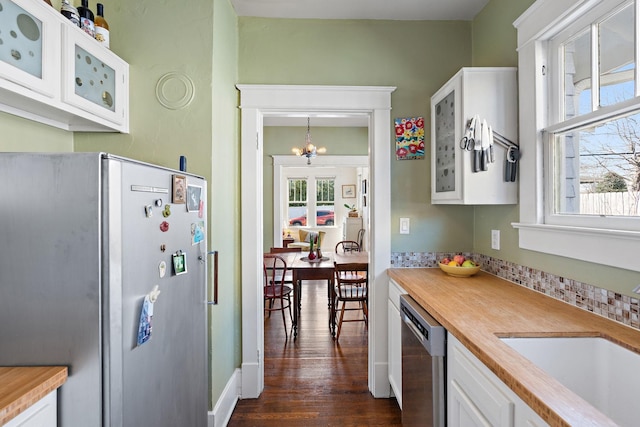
top-left (208, 368), bottom-right (241, 427)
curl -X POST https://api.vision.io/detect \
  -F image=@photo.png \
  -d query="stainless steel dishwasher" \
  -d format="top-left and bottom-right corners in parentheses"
top-left (400, 294), bottom-right (446, 426)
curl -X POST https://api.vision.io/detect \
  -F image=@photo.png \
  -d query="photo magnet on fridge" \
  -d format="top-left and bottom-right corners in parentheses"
top-left (173, 250), bottom-right (187, 275)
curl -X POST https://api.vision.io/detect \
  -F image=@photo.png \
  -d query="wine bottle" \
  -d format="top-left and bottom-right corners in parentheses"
top-left (60, 0), bottom-right (81, 27)
top-left (77, 0), bottom-right (95, 38)
top-left (94, 3), bottom-right (110, 48)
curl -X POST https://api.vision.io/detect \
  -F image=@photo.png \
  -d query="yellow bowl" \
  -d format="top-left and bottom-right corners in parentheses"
top-left (438, 262), bottom-right (481, 277)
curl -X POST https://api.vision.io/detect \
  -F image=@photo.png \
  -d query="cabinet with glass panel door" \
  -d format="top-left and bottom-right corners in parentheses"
top-left (430, 68), bottom-right (518, 205)
top-left (0, 0), bottom-right (128, 132)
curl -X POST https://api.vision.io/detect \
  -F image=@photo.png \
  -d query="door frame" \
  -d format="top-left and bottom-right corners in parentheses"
top-left (237, 84), bottom-right (395, 398)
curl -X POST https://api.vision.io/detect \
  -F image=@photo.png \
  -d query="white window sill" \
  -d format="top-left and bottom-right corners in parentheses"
top-left (512, 223), bottom-right (640, 273)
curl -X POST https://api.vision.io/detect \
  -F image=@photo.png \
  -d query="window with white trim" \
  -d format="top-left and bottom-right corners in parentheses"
top-left (546, 0), bottom-right (640, 230)
top-left (287, 178), bottom-right (308, 226)
top-left (514, 0), bottom-right (640, 272)
top-left (315, 178), bottom-right (335, 227)
top-left (286, 177), bottom-right (336, 227)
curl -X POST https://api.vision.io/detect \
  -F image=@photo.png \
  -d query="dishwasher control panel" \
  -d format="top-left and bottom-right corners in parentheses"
top-left (400, 294), bottom-right (446, 356)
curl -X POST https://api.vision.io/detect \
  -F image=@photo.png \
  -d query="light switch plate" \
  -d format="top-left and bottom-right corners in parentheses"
top-left (400, 218), bottom-right (410, 234)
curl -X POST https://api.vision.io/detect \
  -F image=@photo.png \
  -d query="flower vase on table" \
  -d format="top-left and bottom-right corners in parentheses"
top-left (308, 236), bottom-right (317, 261)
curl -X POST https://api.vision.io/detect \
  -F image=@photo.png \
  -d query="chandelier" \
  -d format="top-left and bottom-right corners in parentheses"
top-left (292, 117), bottom-right (326, 164)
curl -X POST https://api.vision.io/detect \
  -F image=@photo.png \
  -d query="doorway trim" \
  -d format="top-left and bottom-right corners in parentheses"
top-left (237, 84), bottom-right (396, 399)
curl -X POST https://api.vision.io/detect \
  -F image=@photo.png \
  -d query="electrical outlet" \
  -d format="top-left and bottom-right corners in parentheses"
top-left (400, 218), bottom-right (410, 234)
top-left (491, 229), bottom-right (500, 250)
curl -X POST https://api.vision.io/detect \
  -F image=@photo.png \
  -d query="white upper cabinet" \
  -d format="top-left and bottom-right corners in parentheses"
top-left (0, 0), bottom-right (128, 132)
top-left (430, 68), bottom-right (517, 204)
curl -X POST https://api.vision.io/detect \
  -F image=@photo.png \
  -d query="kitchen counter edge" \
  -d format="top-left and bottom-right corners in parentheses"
top-left (0, 366), bottom-right (68, 425)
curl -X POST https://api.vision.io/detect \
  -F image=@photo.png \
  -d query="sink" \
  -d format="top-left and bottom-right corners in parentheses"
top-left (500, 336), bottom-right (640, 427)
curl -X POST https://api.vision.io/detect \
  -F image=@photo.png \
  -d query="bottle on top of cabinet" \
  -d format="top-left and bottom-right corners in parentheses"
top-left (60, 0), bottom-right (80, 27)
top-left (430, 67), bottom-right (518, 205)
top-left (77, 0), bottom-right (95, 37)
top-left (94, 3), bottom-right (109, 48)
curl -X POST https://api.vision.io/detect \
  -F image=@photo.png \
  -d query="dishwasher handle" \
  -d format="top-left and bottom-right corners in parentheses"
top-left (400, 295), bottom-right (446, 356)
top-left (402, 310), bottom-right (428, 347)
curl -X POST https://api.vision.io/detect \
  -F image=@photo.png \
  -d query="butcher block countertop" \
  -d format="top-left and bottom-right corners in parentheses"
top-left (0, 366), bottom-right (67, 425)
top-left (388, 268), bottom-right (640, 427)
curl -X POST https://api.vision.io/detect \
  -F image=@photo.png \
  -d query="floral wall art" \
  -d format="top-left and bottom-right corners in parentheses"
top-left (395, 116), bottom-right (425, 160)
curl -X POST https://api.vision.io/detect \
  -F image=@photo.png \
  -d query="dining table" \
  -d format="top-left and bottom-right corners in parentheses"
top-left (290, 250), bottom-right (369, 339)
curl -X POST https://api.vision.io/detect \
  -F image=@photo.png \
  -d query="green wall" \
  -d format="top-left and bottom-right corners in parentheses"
top-left (0, 113), bottom-right (71, 152)
top-left (240, 18), bottom-right (476, 253)
top-left (471, 0), bottom-right (640, 295)
top-left (209, 0), bottom-right (241, 406)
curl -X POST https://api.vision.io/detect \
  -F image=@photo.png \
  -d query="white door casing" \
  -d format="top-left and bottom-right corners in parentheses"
top-left (237, 84), bottom-right (396, 398)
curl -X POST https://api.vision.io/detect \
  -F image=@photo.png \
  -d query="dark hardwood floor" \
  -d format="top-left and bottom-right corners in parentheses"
top-left (228, 279), bottom-right (402, 426)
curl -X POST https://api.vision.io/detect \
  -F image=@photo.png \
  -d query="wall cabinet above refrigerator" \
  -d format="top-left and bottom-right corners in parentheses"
top-left (430, 67), bottom-right (518, 205)
top-left (0, 0), bottom-right (129, 132)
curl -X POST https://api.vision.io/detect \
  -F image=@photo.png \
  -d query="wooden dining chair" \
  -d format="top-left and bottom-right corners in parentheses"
top-left (335, 241), bottom-right (365, 282)
top-left (356, 228), bottom-right (365, 250)
top-left (269, 247), bottom-right (300, 284)
top-left (335, 240), bottom-right (360, 253)
top-left (333, 262), bottom-right (368, 341)
top-left (263, 254), bottom-right (293, 339)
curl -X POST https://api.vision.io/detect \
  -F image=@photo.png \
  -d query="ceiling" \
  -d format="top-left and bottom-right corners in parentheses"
top-left (230, 0), bottom-right (490, 21)
top-left (240, 0), bottom-right (490, 127)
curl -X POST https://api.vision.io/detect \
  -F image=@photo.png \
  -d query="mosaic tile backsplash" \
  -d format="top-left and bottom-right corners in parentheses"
top-left (390, 252), bottom-right (640, 330)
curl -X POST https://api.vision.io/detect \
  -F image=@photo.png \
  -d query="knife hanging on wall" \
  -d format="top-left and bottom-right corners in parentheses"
top-left (473, 115), bottom-right (482, 172)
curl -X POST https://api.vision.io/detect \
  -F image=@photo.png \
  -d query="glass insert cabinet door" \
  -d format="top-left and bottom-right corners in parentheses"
top-left (0, 0), bottom-right (59, 98)
top-left (62, 24), bottom-right (127, 126)
top-left (434, 90), bottom-right (456, 193)
top-left (74, 45), bottom-right (116, 112)
top-left (431, 72), bottom-right (463, 204)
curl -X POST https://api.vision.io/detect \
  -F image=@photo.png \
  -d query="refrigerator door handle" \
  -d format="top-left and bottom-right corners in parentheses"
top-left (206, 250), bottom-right (218, 305)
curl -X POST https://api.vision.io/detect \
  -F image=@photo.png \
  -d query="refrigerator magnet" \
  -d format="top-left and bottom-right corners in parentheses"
top-left (159, 261), bottom-right (167, 278)
top-left (173, 250), bottom-right (187, 275)
top-left (191, 221), bottom-right (205, 245)
top-left (160, 221), bottom-right (169, 232)
top-left (162, 205), bottom-right (171, 217)
top-left (186, 185), bottom-right (202, 212)
top-left (136, 295), bottom-right (154, 346)
top-left (172, 174), bottom-right (186, 204)
top-left (145, 205), bottom-right (153, 217)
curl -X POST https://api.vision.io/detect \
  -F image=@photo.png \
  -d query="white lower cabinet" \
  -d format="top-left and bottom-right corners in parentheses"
top-left (448, 335), bottom-right (547, 427)
top-left (5, 390), bottom-right (57, 427)
top-left (388, 279), bottom-right (406, 409)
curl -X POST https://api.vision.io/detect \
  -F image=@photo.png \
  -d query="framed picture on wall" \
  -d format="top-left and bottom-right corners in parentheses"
top-left (342, 184), bottom-right (356, 198)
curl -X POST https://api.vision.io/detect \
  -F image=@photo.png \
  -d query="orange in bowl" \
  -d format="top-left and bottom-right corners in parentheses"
top-left (438, 262), bottom-right (481, 277)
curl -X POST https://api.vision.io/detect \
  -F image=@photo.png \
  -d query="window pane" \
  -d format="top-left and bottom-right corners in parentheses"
top-left (553, 112), bottom-right (640, 217)
top-left (599, 3), bottom-right (635, 108)
top-left (564, 29), bottom-right (592, 119)
top-left (316, 178), bottom-right (335, 227)
top-left (288, 179), bottom-right (307, 226)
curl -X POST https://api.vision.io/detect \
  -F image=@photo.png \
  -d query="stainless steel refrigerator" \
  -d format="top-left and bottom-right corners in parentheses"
top-left (0, 153), bottom-right (208, 426)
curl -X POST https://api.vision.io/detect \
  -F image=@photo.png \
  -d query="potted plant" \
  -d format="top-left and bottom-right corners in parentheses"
top-left (344, 203), bottom-right (359, 217)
